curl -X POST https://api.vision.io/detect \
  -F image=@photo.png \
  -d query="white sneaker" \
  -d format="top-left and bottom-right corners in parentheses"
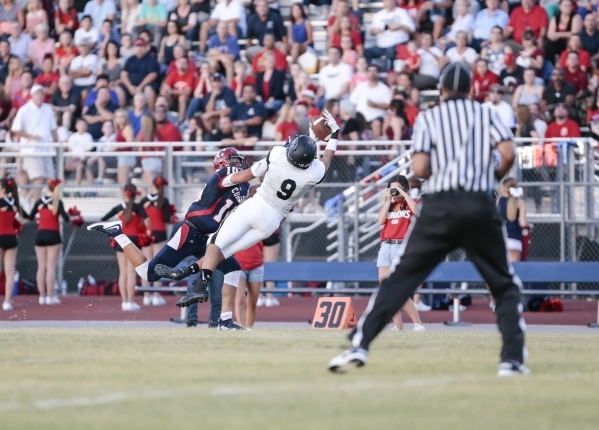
top-left (391, 325), bottom-right (400, 331)
top-left (143, 295), bottom-right (152, 306)
top-left (39, 296), bottom-right (46, 305)
top-left (46, 296), bottom-right (61, 305)
top-left (2, 301), bottom-right (12, 311)
top-left (257, 296), bottom-right (266, 307)
top-left (122, 302), bottom-right (130, 311)
top-left (498, 361), bottom-right (531, 377)
top-left (414, 302), bottom-right (431, 312)
top-left (413, 323), bottom-right (426, 332)
top-left (152, 295), bottom-right (166, 306)
top-left (327, 347), bottom-right (368, 373)
top-left (129, 302), bottom-right (140, 311)
top-left (265, 297), bottom-right (280, 307)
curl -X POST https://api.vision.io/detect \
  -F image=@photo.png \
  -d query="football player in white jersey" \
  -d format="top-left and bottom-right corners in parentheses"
top-left (174, 110), bottom-right (340, 308)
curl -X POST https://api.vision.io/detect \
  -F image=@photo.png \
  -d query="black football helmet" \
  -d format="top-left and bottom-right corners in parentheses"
top-left (286, 135), bottom-right (316, 170)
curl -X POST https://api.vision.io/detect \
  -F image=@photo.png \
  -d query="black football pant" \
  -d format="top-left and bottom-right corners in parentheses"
top-left (350, 191), bottom-right (526, 364)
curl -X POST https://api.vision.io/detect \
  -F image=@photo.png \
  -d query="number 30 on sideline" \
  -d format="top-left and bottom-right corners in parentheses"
top-left (312, 298), bottom-right (356, 329)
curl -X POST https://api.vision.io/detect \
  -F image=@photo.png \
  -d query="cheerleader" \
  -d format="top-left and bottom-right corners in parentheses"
top-left (497, 178), bottom-right (528, 262)
top-left (139, 176), bottom-right (171, 306)
top-left (28, 179), bottom-right (70, 305)
top-left (100, 183), bottom-right (150, 311)
top-left (0, 177), bottom-right (23, 311)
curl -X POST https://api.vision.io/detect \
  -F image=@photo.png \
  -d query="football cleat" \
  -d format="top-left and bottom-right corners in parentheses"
top-left (497, 361), bottom-right (531, 377)
top-left (208, 320), bottom-right (218, 328)
top-left (87, 220), bottom-right (123, 238)
top-left (186, 320), bottom-right (198, 328)
top-left (175, 279), bottom-right (209, 308)
top-left (154, 264), bottom-right (192, 280)
top-left (327, 347), bottom-right (368, 373)
top-left (217, 318), bottom-right (245, 330)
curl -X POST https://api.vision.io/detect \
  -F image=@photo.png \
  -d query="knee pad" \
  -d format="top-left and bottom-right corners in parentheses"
top-left (217, 256), bottom-right (241, 274)
top-left (135, 261), bottom-right (149, 281)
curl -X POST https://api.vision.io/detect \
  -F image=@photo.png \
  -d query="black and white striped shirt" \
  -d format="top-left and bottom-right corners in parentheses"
top-left (412, 98), bottom-right (513, 193)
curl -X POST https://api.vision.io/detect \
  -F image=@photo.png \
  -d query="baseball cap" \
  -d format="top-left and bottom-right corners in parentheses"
top-left (489, 84), bottom-right (504, 94)
top-left (134, 38), bottom-right (148, 47)
top-left (301, 89), bottom-right (315, 98)
top-left (440, 62), bottom-right (471, 93)
top-left (210, 72), bottom-right (224, 81)
top-left (31, 84), bottom-right (44, 94)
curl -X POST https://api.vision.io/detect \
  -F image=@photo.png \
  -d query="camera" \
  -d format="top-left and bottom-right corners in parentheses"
top-left (390, 188), bottom-right (400, 197)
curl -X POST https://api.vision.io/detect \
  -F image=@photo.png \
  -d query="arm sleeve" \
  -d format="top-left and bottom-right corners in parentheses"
top-left (135, 203), bottom-right (148, 219)
top-left (27, 199), bottom-right (41, 220)
top-left (162, 198), bottom-right (171, 223)
top-left (101, 205), bottom-right (122, 221)
top-left (412, 113), bottom-right (432, 154)
top-left (59, 200), bottom-right (69, 223)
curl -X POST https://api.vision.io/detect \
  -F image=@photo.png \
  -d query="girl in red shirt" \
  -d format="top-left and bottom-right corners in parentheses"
top-left (232, 241), bottom-right (265, 328)
top-left (0, 177), bottom-right (22, 311)
top-left (376, 175), bottom-right (425, 331)
top-left (139, 176), bottom-right (172, 306)
top-left (100, 183), bottom-right (150, 311)
top-left (28, 179), bottom-right (71, 305)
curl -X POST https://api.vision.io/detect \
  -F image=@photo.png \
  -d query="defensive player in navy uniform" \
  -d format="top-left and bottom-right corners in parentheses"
top-left (87, 148), bottom-right (251, 304)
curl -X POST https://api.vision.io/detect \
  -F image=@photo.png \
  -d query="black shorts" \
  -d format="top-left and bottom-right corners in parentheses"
top-left (152, 230), bottom-right (168, 243)
top-left (263, 231), bottom-right (280, 247)
top-left (119, 83), bottom-right (158, 103)
top-left (35, 230), bottom-right (62, 246)
top-left (116, 236), bottom-right (139, 252)
top-left (0, 234), bottom-right (17, 250)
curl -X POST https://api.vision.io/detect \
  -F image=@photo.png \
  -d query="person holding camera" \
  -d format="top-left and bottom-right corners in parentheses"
top-left (376, 175), bottom-right (425, 331)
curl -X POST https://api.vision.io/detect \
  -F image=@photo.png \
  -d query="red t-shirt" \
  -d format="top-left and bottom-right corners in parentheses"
top-left (328, 13), bottom-right (360, 32)
top-left (508, 5), bottom-right (549, 44)
top-left (404, 52), bottom-right (420, 73)
top-left (156, 121), bottom-right (183, 142)
top-left (559, 49), bottom-right (592, 71)
top-left (54, 8), bottom-right (79, 31)
top-left (230, 75), bottom-right (256, 93)
top-left (12, 90), bottom-right (31, 110)
top-left (262, 80), bottom-right (270, 100)
top-left (563, 67), bottom-right (588, 93)
top-left (380, 199), bottom-right (418, 241)
top-left (167, 59), bottom-right (198, 76)
top-left (55, 45), bottom-right (78, 62)
top-left (330, 31), bottom-right (363, 49)
top-left (34, 72), bottom-right (59, 103)
top-left (165, 69), bottom-right (196, 98)
top-left (405, 104), bottom-right (419, 126)
top-left (251, 49), bottom-right (288, 73)
top-left (276, 120), bottom-right (299, 140)
top-left (472, 71), bottom-right (499, 102)
top-left (235, 241), bottom-right (264, 271)
top-left (545, 119), bottom-right (581, 139)
top-left (307, 106), bottom-right (321, 117)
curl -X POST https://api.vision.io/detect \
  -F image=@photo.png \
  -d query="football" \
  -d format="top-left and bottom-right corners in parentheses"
top-left (311, 116), bottom-right (333, 141)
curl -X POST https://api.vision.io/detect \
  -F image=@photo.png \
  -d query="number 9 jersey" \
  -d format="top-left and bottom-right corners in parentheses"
top-left (251, 145), bottom-right (326, 217)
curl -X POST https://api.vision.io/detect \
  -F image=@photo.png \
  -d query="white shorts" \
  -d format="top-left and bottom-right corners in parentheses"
top-left (506, 238), bottom-right (523, 252)
top-left (141, 157), bottom-right (163, 173)
top-left (117, 156), bottom-right (137, 168)
top-left (224, 270), bottom-right (240, 287)
top-left (210, 195), bottom-right (284, 259)
top-left (22, 156), bottom-right (55, 181)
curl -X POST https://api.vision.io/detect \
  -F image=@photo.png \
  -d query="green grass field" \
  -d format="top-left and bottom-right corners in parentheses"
top-left (1, 328), bottom-right (598, 430)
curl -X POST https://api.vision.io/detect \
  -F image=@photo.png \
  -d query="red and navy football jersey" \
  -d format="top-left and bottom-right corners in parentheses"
top-left (185, 167), bottom-right (250, 233)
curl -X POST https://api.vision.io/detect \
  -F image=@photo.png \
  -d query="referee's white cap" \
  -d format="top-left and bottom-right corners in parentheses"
top-left (440, 62), bottom-right (472, 93)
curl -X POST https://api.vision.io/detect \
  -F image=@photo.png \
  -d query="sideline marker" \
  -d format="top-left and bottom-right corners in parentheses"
top-left (312, 297), bottom-right (356, 329)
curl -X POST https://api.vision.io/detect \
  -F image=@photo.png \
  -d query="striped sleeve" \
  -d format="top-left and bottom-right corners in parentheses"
top-left (412, 113), bottom-right (432, 154)
top-left (488, 107), bottom-right (513, 148)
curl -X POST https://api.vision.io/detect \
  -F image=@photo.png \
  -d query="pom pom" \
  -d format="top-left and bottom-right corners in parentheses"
top-left (169, 204), bottom-right (177, 216)
top-left (137, 232), bottom-right (155, 248)
top-left (13, 219), bottom-right (22, 235)
top-left (68, 206), bottom-right (84, 227)
top-left (109, 238), bottom-right (117, 249)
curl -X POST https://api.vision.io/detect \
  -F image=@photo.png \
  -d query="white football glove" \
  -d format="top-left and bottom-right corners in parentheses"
top-left (322, 109), bottom-right (340, 133)
top-left (308, 121), bottom-right (317, 140)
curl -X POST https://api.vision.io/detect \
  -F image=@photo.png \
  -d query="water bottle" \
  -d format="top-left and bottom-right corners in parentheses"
top-left (88, 275), bottom-right (97, 285)
top-left (12, 270), bottom-right (19, 296)
top-left (61, 280), bottom-right (67, 296)
top-left (77, 277), bottom-right (85, 294)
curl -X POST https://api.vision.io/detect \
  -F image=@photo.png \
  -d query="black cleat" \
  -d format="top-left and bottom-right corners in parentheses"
top-left (87, 221), bottom-right (123, 238)
top-left (208, 320), bottom-right (218, 328)
top-left (175, 278), bottom-right (209, 308)
top-left (186, 320), bottom-right (198, 327)
top-left (154, 264), bottom-right (192, 280)
top-left (218, 318), bottom-right (245, 330)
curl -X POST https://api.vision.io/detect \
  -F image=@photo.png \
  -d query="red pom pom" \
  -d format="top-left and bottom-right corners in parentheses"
top-left (109, 238), bottom-right (117, 249)
top-left (137, 232), bottom-right (155, 248)
top-left (71, 216), bottom-right (84, 227)
top-left (13, 219), bottom-right (22, 235)
top-left (170, 215), bottom-right (179, 224)
top-left (169, 204), bottom-right (177, 216)
top-left (68, 206), bottom-right (81, 216)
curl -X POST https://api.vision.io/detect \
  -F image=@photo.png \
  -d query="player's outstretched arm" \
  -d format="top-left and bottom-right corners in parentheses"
top-left (316, 109), bottom-right (340, 172)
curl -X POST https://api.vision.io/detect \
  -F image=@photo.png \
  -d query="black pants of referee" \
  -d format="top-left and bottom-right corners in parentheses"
top-left (350, 191), bottom-right (526, 364)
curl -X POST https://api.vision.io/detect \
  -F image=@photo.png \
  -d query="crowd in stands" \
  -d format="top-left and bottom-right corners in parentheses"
top-left (0, 0), bottom-right (597, 191)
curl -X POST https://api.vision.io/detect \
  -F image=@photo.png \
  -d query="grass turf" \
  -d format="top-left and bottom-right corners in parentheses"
top-left (0, 328), bottom-right (598, 429)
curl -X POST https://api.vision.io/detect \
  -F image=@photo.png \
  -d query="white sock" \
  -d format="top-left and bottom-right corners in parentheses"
top-left (115, 234), bottom-right (132, 248)
top-left (220, 311), bottom-right (232, 321)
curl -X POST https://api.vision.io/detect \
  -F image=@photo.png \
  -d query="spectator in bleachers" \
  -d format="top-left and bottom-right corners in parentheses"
top-left (292, 69), bottom-right (316, 100)
top-left (545, 0), bottom-right (582, 64)
top-left (191, 72), bottom-right (236, 127)
top-left (349, 56), bottom-right (368, 91)
top-left (328, 0), bottom-right (360, 40)
top-left (166, 44), bottom-right (197, 75)
top-left (275, 103), bottom-right (299, 141)
top-left (559, 34), bottom-right (592, 71)
top-left (161, 56), bottom-right (195, 123)
top-left (232, 60), bottom-right (256, 100)
top-left (120, 33), bottom-right (135, 60)
top-left (512, 68), bottom-right (543, 111)
top-left (563, 51), bottom-right (588, 97)
top-left (0, 39), bottom-right (13, 84)
top-left (231, 84), bottom-right (265, 137)
top-left (437, 0), bottom-right (471, 51)
top-left (9, 22), bottom-right (31, 63)
top-left (444, 31), bottom-right (477, 67)
top-left (515, 104), bottom-right (539, 139)
top-left (339, 99), bottom-right (360, 141)
top-left (24, 0), bottom-right (47, 37)
top-left (515, 29), bottom-right (544, 75)
top-left (29, 24), bottom-right (54, 72)
top-left (350, 64), bottom-right (391, 139)
top-left (154, 103), bottom-right (182, 147)
top-left (541, 67), bottom-right (576, 114)
top-left (472, 58), bottom-right (498, 102)
top-left (137, 0), bottom-right (167, 47)
top-left (90, 119), bottom-right (114, 183)
top-left (297, 89), bottom-right (320, 117)
top-left (69, 40), bottom-right (98, 99)
top-left (98, 41), bottom-right (125, 105)
top-left (83, 85), bottom-right (117, 140)
top-left (340, 34), bottom-right (359, 68)
top-left (4, 56), bottom-right (23, 99)
top-left (169, 0), bottom-right (198, 42)
top-left (11, 69), bottom-right (33, 112)
top-left (481, 26), bottom-right (506, 76)
top-left (366, 0), bottom-right (414, 69)
top-left (84, 0), bottom-right (116, 33)
top-left (0, 0), bottom-right (24, 36)
top-left (288, 3), bottom-right (312, 63)
top-left (397, 0), bottom-right (420, 27)
top-left (208, 21), bottom-right (239, 82)
top-left (485, 84), bottom-right (516, 128)
top-left (382, 98), bottom-right (408, 140)
top-left (121, 38), bottom-right (159, 110)
top-left (330, 14), bottom-right (363, 56)
top-left (317, 46), bottom-right (352, 106)
top-left (417, 0), bottom-right (452, 42)
top-left (113, 107), bottom-right (135, 184)
top-left (65, 118), bottom-right (94, 184)
top-left (54, 31), bottom-right (77, 76)
top-left (158, 21), bottom-right (186, 67)
top-left (199, 0), bottom-right (246, 53)
top-left (498, 48), bottom-right (523, 99)
top-left (85, 74), bottom-right (120, 111)
top-left (529, 102), bottom-right (547, 137)
top-left (246, 0), bottom-right (286, 61)
top-left (256, 51), bottom-right (285, 110)
top-left (545, 103), bottom-right (580, 149)
top-left (251, 32), bottom-right (287, 73)
top-left (413, 32), bottom-right (443, 89)
top-left (34, 56), bottom-right (58, 103)
top-left (221, 123), bottom-right (258, 148)
top-left (128, 91), bottom-right (148, 135)
top-left (505, 0), bottom-right (548, 50)
top-left (303, 0), bottom-right (331, 21)
top-left (54, 4), bottom-right (75, 40)
top-left (211, 114), bottom-right (233, 141)
top-left (121, 0), bottom-right (140, 36)
top-left (391, 71), bottom-right (419, 107)
top-left (97, 20), bottom-right (119, 58)
top-left (402, 40), bottom-right (420, 73)
top-left (74, 15), bottom-right (99, 49)
top-left (470, 0), bottom-right (509, 52)
top-left (51, 75), bottom-right (80, 130)
top-left (580, 12), bottom-right (599, 59)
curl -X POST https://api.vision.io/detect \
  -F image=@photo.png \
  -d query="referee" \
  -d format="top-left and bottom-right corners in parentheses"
top-left (328, 62), bottom-right (529, 377)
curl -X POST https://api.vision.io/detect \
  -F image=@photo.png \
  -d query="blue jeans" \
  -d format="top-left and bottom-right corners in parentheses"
top-left (186, 97), bottom-right (203, 120)
top-left (365, 45), bottom-right (397, 70)
top-left (184, 256), bottom-right (223, 324)
top-left (265, 100), bottom-right (285, 111)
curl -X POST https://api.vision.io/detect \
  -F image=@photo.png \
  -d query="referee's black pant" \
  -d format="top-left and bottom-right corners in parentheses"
top-left (351, 191), bottom-right (526, 364)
